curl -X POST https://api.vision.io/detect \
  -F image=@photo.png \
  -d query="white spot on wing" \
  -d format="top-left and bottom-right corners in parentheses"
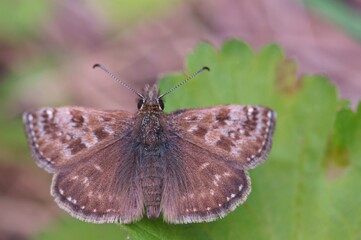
top-left (200, 162), bottom-right (210, 170)
top-left (59, 189), bottom-right (64, 195)
top-left (205, 129), bottom-right (221, 145)
top-left (83, 135), bottom-right (97, 148)
top-left (210, 189), bottom-right (215, 195)
top-left (94, 164), bottom-right (102, 171)
top-left (83, 177), bottom-right (89, 184)
top-left (65, 134), bottom-right (72, 141)
top-left (104, 126), bottom-right (114, 134)
top-left (239, 185), bottom-right (243, 191)
top-left (267, 111), bottom-right (273, 119)
top-left (213, 180), bottom-right (219, 187)
top-left (267, 120), bottom-right (271, 127)
top-left (223, 172), bottom-right (231, 177)
top-left (188, 124), bottom-right (198, 132)
top-left (46, 109), bottom-right (53, 119)
top-left (230, 146), bottom-right (239, 156)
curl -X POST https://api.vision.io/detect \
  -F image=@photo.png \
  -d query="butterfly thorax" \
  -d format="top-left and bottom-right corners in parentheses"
top-left (136, 85), bottom-right (167, 149)
top-left (135, 84), bottom-right (168, 218)
top-left (137, 111), bottom-right (166, 149)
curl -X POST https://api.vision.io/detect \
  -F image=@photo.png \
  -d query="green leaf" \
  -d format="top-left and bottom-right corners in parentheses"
top-left (34, 39), bottom-right (361, 239)
top-left (32, 218), bottom-right (129, 240)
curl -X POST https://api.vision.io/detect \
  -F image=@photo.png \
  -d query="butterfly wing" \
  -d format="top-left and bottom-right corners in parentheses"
top-left (24, 107), bottom-right (144, 223)
top-left (161, 104), bottom-right (275, 223)
top-left (167, 105), bottom-right (275, 169)
top-left (161, 133), bottom-right (251, 223)
top-left (23, 107), bottom-right (133, 172)
top-left (51, 138), bottom-right (144, 223)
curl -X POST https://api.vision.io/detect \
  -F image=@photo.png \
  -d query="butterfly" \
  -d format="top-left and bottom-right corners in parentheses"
top-left (23, 64), bottom-right (275, 224)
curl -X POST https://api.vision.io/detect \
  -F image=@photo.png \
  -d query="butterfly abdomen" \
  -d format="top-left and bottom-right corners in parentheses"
top-left (139, 152), bottom-right (164, 218)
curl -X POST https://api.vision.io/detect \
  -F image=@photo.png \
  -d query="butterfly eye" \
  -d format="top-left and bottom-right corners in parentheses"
top-left (137, 99), bottom-right (144, 109)
top-left (158, 98), bottom-right (164, 110)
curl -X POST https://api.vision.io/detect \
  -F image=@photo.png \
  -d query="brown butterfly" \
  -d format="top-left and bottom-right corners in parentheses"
top-left (23, 65), bottom-right (275, 224)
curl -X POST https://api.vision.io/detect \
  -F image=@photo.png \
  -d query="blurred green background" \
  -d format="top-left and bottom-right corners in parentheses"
top-left (0, 0), bottom-right (361, 239)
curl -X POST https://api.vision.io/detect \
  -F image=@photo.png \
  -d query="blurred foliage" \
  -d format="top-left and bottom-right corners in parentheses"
top-left (0, 1), bottom-right (49, 42)
top-left (32, 39), bottom-right (361, 239)
top-left (300, 0), bottom-right (361, 40)
top-left (0, 1), bottom-right (173, 42)
top-left (101, 0), bottom-right (175, 23)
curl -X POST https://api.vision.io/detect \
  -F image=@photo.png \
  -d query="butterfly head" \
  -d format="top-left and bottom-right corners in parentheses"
top-left (137, 84), bottom-right (164, 111)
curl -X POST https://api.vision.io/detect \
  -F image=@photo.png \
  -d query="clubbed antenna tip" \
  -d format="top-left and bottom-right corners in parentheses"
top-left (202, 66), bottom-right (210, 71)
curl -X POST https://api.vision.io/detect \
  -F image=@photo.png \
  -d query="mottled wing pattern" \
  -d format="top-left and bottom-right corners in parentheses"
top-left (161, 134), bottom-right (251, 223)
top-left (23, 107), bottom-right (133, 172)
top-left (51, 138), bottom-right (144, 223)
top-left (168, 105), bottom-right (275, 169)
top-left (23, 106), bottom-right (144, 223)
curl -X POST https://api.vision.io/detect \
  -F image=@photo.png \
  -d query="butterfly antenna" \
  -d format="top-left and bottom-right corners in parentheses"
top-left (158, 66), bottom-right (210, 99)
top-left (93, 64), bottom-right (144, 99)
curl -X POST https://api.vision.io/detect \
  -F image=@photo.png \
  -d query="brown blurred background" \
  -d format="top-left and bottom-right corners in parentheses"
top-left (0, 0), bottom-right (361, 239)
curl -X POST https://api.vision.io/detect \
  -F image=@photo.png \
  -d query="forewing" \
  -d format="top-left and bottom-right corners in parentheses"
top-left (168, 105), bottom-right (275, 169)
top-left (161, 135), bottom-right (251, 223)
top-left (23, 106), bottom-right (133, 172)
top-left (51, 138), bottom-right (144, 223)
